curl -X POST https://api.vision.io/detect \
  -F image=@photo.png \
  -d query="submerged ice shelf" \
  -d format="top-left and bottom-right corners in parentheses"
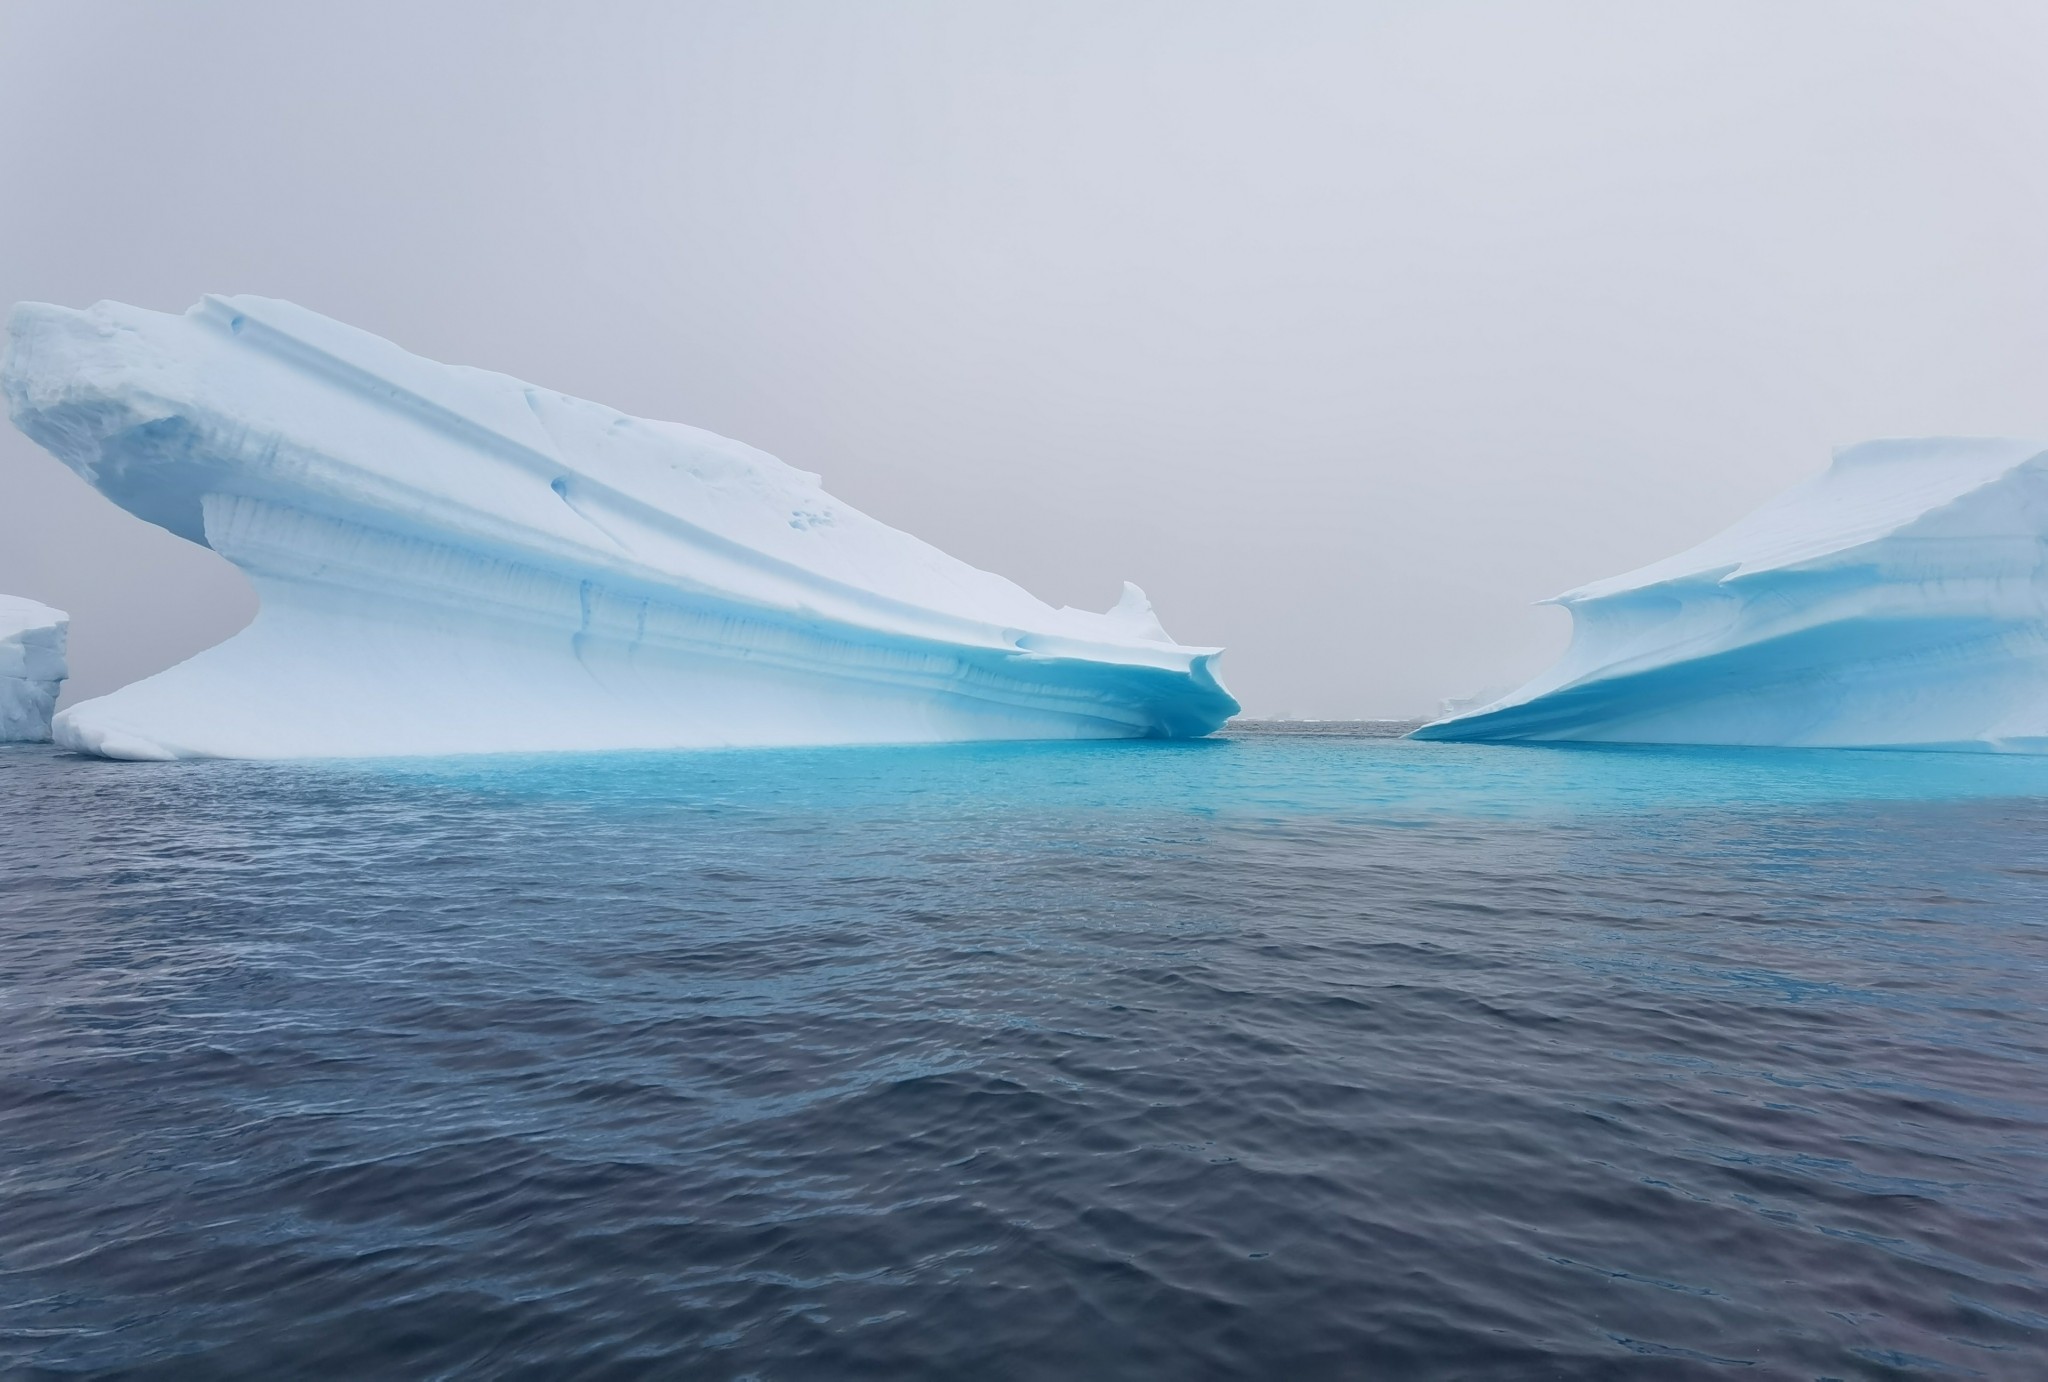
top-left (1417, 438), bottom-right (2048, 752)
top-left (3, 295), bottom-right (1236, 760)
top-left (0, 595), bottom-right (67, 743)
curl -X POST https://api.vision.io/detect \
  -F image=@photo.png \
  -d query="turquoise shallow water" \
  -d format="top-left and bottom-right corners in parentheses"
top-left (3, 731), bottom-right (2046, 1378)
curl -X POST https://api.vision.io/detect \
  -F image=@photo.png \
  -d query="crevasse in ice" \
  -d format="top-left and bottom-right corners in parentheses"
top-left (1416, 438), bottom-right (2048, 751)
top-left (3, 296), bottom-right (1236, 760)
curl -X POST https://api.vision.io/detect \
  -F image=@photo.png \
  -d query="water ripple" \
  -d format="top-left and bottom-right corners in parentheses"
top-left (2, 734), bottom-right (2046, 1377)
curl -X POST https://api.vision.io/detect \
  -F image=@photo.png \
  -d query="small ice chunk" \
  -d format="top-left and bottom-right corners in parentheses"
top-left (0, 596), bottom-right (68, 743)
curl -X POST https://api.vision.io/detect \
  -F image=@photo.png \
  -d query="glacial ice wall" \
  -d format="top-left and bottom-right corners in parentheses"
top-left (1415, 437), bottom-right (2048, 751)
top-left (3, 295), bottom-right (1236, 760)
top-left (0, 595), bottom-right (67, 743)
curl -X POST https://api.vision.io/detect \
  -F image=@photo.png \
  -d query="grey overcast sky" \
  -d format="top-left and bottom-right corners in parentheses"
top-left (5, 1), bottom-right (2048, 717)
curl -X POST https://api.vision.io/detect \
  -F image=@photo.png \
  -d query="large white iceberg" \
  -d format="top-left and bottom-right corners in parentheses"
top-left (3, 295), bottom-right (1236, 760)
top-left (1416, 437), bottom-right (2048, 751)
top-left (0, 595), bottom-right (68, 743)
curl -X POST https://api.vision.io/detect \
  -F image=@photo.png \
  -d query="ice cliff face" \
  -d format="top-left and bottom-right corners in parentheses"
top-left (0, 595), bottom-right (67, 743)
top-left (1416, 438), bottom-right (2048, 751)
top-left (3, 296), bottom-right (1236, 760)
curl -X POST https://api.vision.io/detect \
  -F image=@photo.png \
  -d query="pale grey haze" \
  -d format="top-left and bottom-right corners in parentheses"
top-left (4, 1), bottom-right (2048, 718)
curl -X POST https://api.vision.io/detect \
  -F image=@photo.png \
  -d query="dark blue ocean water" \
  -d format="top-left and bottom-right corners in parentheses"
top-left (3, 730), bottom-right (2046, 1379)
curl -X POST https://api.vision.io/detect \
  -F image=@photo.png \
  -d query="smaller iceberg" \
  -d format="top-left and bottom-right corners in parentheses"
top-left (1416, 438), bottom-right (2048, 751)
top-left (0, 596), bottom-right (68, 742)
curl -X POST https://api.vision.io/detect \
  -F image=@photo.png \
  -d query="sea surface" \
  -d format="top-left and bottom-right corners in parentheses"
top-left (3, 728), bottom-right (2046, 1379)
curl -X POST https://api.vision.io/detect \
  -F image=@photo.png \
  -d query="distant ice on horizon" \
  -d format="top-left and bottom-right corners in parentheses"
top-left (1416, 437), bottom-right (2048, 752)
top-left (2, 295), bottom-right (1236, 760)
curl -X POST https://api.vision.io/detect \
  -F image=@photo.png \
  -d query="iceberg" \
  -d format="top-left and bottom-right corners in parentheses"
top-left (0, 595), bottom-right (68, 743)
top-left (3, 296), bottom-right (1236, 760)
top-left (1415, 438), bottom-right (2048, 752)
top-left (0, 596), bottom-right (67, 742)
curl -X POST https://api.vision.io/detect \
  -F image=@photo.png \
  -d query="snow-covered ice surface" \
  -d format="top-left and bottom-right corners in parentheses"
top-left (1416, 438), bottom-right (2048, 751)
top-left (0, 595), bottom-right (67, 743)
top-left (3, 296), bottom-right (1236, 760)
